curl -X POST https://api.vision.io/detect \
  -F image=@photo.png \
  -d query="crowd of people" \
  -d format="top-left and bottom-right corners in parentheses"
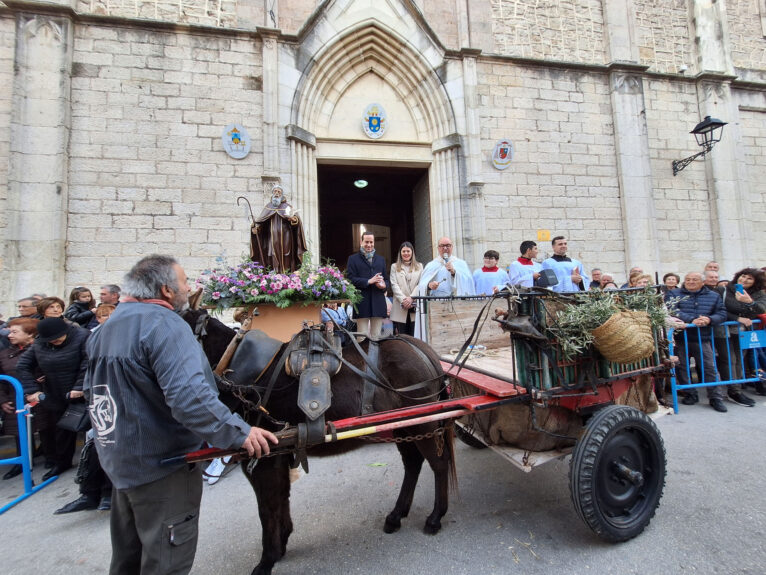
top-left (333, 232), bottom-right (766, 413)
top-left (1, 256), bottom-right (276, 573)
top-left (1, 237), bottom-right (764, 572)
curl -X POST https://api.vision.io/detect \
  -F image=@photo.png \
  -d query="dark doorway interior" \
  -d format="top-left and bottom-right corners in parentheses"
top-left (318, 164), bottom-right (428, 270)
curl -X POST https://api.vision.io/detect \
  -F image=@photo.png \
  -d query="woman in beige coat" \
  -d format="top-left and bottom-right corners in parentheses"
top-left (389, 241), bottom-right (423, 336)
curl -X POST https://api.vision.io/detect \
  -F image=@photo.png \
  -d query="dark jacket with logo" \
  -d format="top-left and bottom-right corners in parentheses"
top-left (16, 324), bottom-right (90, 411)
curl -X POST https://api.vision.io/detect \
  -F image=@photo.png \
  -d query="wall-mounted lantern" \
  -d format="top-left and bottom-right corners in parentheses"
top-left (672, 116), bottom-right (727, 176)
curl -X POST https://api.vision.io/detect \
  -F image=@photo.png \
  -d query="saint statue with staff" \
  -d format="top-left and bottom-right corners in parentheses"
top-left (243, 185), bottom-right (307, 273)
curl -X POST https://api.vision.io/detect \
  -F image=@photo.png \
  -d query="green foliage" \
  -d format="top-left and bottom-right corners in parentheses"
top-left (548, 288), bottom-right (669, 361)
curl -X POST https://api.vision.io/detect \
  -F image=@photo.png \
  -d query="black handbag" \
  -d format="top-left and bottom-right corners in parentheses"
top-left (57, 402), bottom-right (91, 432)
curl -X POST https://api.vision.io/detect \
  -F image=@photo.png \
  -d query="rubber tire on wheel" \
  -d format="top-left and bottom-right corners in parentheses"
top-left (454, 422), bottom-right (488, 449)
top-left (569, 404), bottom-right (665, 542)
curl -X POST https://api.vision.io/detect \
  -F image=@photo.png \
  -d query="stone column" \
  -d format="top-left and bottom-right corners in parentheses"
top-left (4, 14), bottom-right (72, 302)
top-left (603, 0), bottom-right (659, 274)
top-left (691, 0), bottom-right (750, 271)
top-left (286, 125), bottom-right (318, 260)
top-left (460, 49), bottom-right (485, 268)
top-left (609, 68), bottom-right (659, 274)
top-left (430, 135), bottom-right (463, 256)
top-left (261, 29), bottom-right (280, 183)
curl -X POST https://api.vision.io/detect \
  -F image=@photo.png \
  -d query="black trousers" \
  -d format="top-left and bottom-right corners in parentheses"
top-left (38, 406), bottom-right (76, 468)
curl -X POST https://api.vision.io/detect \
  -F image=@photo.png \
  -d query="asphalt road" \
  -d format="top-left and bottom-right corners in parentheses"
top-left (2, 396), bottom-right (766, 575)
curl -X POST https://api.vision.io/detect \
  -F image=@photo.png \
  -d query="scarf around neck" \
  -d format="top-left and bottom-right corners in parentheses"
top-left (482, 266), bottom-right (499, 273)
top-left (122, 296), bottom-right (175, 311)
top-left (552, 254), bottom-right (571, 262)
top-left (361, 247), bottom-right (376, 262)
top-left (517, 257), bottom-right (533, 266)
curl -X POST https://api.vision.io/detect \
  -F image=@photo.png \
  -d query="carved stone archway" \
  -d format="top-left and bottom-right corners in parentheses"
top-left (285, 20), bottom-right (466, 261)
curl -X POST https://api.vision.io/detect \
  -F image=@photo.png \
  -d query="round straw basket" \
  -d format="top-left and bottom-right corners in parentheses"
top-left (591, 310), bottom-right (654, 363)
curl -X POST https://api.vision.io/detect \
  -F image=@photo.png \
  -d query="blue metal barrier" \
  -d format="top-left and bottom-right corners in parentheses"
top-left (668, 319), bottom-right (764, 413)
top-left (0, 375), bottom-right (58, 515)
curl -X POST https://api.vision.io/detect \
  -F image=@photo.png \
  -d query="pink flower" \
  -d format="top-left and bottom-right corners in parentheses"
top-left (212, 291), bottom-right (221, 300)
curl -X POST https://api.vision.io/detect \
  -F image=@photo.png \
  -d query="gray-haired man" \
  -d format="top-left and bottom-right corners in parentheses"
top-left (85, 255), bottom-right (277, 574)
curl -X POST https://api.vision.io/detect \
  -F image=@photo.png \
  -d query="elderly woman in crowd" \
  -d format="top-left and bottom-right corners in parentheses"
top-left (37, 297), bottom-right (67, 320)
top-left (16, 317), bottom-right (90, 481)
top-left (0, 318), bottom-right (42, 480)
top-left (663, 273), bottom-right (680, 290)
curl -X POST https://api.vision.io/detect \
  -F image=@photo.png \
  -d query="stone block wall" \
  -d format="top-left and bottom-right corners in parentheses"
top-left (728, 0), bottom-right (766, 71)
top-left (489, 0), bottom-right (605, 64)
top-left (635, 0), bottom-right (692, 75)
top-left (644, 78), bottom-right (715, 275)
top-left (66, 24), bottom-right (264, 287)
top-left (77, 0), bottom-right (241, 28)
top-left (476, 61), bottom-right (622, 274)
top-left (739, 107), bottom-right (766, 264)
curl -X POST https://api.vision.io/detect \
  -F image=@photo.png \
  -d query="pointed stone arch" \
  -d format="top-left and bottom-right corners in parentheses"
top-left (285, 20), bottom-right (466, 259)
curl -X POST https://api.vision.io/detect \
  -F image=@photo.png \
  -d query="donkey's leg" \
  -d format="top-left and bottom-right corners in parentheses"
top-left (384, 439), bottom-right (425, 533)
top-left (245, 455), bottom-right (293, 575)
top-left (417, 435), bottom-right (453, 535)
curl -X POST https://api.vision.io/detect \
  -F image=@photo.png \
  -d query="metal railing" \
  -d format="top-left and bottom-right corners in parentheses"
top-left (668, 320), bottom-right (765, 413)
top-left (0, 375), bottom-right (58, 514)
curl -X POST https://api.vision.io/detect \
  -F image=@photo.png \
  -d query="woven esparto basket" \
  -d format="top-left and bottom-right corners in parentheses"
top-left (591, 310), bottom-right (654, 363)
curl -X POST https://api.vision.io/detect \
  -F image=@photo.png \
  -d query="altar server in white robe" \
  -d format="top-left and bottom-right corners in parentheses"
top-left (541, 236), bottom-right (589, 293)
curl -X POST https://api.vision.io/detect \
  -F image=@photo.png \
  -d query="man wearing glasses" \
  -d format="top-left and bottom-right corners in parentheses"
top-left (1, 298), bottom-right (41, 349)
top-left (418, 237), bottom-right (475, 298)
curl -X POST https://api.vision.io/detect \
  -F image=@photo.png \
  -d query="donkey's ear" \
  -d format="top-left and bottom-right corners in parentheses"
top-left (189, 287), bottom-right (203, 310)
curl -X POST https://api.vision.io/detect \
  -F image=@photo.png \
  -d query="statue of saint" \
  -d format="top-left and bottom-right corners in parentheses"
top-left (249, 185), bottom-right (307, 273)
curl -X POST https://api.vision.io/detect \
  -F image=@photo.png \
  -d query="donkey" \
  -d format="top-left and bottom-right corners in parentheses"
top-left (183, 309), bottom-right (456, 575)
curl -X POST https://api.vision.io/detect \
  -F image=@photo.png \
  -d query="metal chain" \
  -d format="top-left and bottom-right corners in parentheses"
top-left (360, 424), bottom-right (449, 457)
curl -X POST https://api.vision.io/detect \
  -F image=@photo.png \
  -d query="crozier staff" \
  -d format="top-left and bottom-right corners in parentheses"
top-left (84, 254), bottom-right (277, 574)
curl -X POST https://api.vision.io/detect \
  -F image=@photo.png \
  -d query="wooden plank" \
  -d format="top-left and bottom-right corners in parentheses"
top-left (441, 346), bottom-right (516, 381)
top-left (440, 360), bottom-right (525, 398)
top-left (426, 298), bottom-right (510, 354)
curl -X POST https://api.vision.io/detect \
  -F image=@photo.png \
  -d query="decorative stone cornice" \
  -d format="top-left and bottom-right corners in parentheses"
top-left (285, 125), bottom-right (316, 149)
top-left (432, 133), bottom-right (461, 153)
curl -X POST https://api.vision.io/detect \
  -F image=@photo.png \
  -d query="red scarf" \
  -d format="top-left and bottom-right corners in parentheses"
top-left (517, 257), bottom-right (533, 266)
top-left (482, 266), bottom-right (499, 273)
top-left (121, 296), bottom-right (175, 311)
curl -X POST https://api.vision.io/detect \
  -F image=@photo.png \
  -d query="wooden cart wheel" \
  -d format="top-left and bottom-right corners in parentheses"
top-left (569, 405), bottom-right (666, 542)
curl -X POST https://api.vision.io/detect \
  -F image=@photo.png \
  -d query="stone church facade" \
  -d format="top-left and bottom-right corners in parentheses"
top-left (1, 0), bottom-right (765, 312)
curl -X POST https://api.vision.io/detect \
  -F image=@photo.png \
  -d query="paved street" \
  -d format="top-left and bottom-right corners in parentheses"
top-left (2, 396), bottom-right (766, 575)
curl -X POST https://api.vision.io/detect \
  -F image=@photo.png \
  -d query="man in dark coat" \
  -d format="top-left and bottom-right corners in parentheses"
top-left (250, 185), bottom-right (307, 273)
top-left (16, 317), bottom-right (90, 479)
top-left (347, 231), bottom-right (389, 338)
top-left (665, 272), bottom-right (728, 412)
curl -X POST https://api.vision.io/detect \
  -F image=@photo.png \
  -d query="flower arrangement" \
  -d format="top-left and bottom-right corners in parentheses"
top-left (197, 254), bottom-right (361, 310)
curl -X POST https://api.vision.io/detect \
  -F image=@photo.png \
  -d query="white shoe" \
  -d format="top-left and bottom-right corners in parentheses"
top-left (205, 458), bottom-right (225, 484)
top-left (206, 456), bottom-right (233, 485)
